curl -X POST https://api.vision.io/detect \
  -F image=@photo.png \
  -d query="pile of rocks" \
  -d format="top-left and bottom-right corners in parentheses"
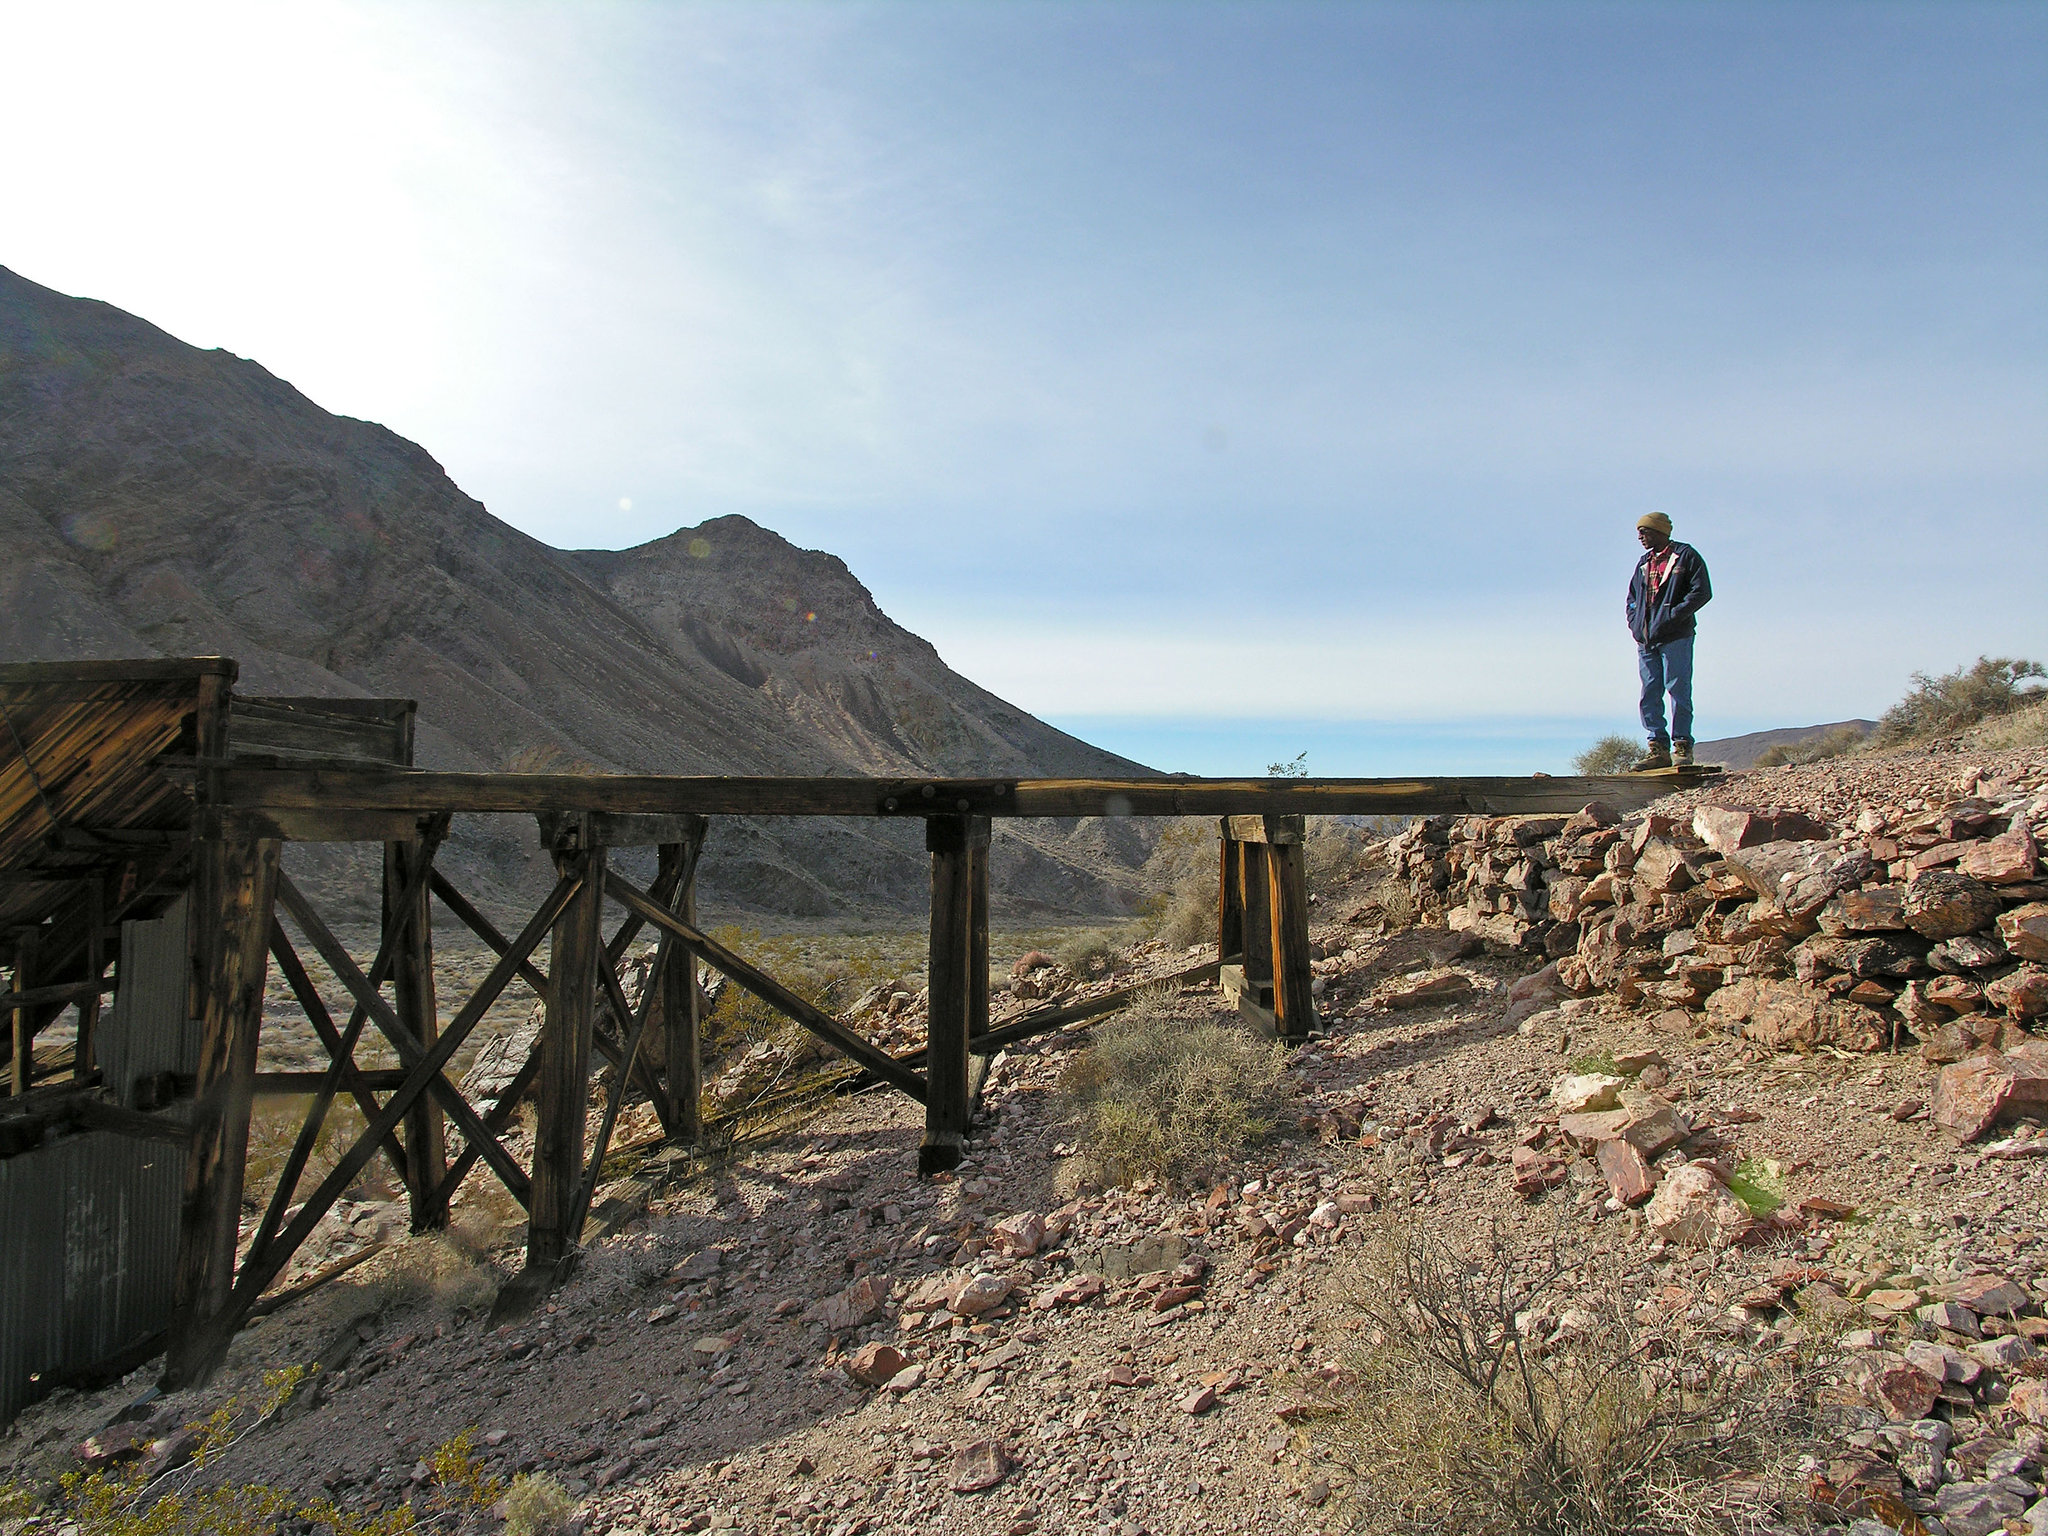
top-left (1387, 771), bottom-right (2048, 1145)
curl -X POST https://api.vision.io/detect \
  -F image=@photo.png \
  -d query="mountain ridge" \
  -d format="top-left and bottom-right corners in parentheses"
top-left (0, 265), bottom-right (1153, 919)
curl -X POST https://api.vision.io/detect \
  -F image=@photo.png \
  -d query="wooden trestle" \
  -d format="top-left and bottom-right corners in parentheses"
top-left (136, 760), bottom-right (1702, 1387)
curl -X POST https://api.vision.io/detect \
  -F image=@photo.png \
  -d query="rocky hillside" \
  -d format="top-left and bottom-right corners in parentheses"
top-left (0, 266), bottom-right (1150, 918)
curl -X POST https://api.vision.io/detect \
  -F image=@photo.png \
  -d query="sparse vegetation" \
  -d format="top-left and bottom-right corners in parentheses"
top-left (1268, 750), bottom-right (1309, 777)
top-left (1968, 695), bottom-right (2048, 751)
top-left (1753, 722), bottom-right (1868, 767)
top-left (1572, 735), bottom-right (1640, 776)
top-left (500, 1471), bottom-right (576, 1536)
top-left (1324, 1210), bottom-right (1813, 1536)
top-left (1055, 991), bottom-right (1287, 1191)
top-left (1873, 655), bottom-right (2045, 745)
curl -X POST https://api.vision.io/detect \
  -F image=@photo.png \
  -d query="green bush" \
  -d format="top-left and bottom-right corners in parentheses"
top-left (501, 1472), bottom-right (575, 1536)
top-left (1874, 656), bottom-right (2045, 746)
top-left (1572, 736), bottom-right (1639, 776)
top-left (1056, 992), bottom-right (1287, 1190)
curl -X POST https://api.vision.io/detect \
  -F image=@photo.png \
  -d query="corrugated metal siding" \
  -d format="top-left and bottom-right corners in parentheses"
top-left (0, 1131), bottom-right (186, 1424)
top-left (101, 896), bottom-right (195, 1105)
top-left (1, 900), bottom-right (194, 1424)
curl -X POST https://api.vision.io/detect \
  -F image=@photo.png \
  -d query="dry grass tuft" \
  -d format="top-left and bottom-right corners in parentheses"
top-left (1967, 695), bottom-right (2048, 751)
top-left (1322, 1209), bottom-right (1814, 1536)
top-left (500, 1472), bottom-right (576, 1536)
top-left (1054, 992), bottom-right (1287, 1192)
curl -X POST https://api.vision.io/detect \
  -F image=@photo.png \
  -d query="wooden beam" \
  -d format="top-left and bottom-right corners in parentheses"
top-left (212, 768), bottom-right (1707, 821)
top-left (252, 1069), bottom-right (411, 1094)
top-left (656, 837), bottom-right (703, 1143)
top-left (1217, 821), bottom-right (1244, 967)
top-left (603, 872), bottom-right (926, 1100)
top-left (163, 829), bottom-right (280, 1390)
top-left (921, 815), bottom-right (988, 1175)
top-left (386, 834), bottom-right (445, 1230)
top-left (1266, 831), bottom-right (1317, 1042)
top-left (530, 846), bottom-right (604, 1273)
top-left (430, 872), bottom-right (550, 999)
top-left (9, 927), bottom-right (36, 1096)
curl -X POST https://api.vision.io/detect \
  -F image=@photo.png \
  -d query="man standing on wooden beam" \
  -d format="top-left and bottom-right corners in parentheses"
top-left (1627, 510), bottom-right (1712, 771)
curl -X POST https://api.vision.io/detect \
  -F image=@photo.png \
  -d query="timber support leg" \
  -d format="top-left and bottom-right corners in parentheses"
top-left (656, 821), bottom-right (707, 1144)
top-left (1265, 825), bottom-right (1317, 1042)
top-left (163, 827), bottom-right (281, 1389)
top-left (921, 814), bottom-right (989, 1176)
top-left (387, 834), bottom-right (445, 1230)
top-left (529, 828), bottom-right (606, 1274)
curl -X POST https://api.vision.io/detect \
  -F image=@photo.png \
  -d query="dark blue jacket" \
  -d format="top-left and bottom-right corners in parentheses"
top-left (1627, 541), bottom-right (1711, 646)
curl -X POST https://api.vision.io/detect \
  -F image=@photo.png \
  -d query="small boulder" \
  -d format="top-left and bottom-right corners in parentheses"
top-left (949, 1439), bottom-right (1010, 1493)
top-left (1998, 902), bottom-right (2048, 963)
top-left (1932, 1050), bottom-right (2048, 1142)
top-left (1643, 1165), bottom-right (1753, 1249)
top-left (804, 1274), bottom-right (892, 1331)
top-left (945, 1272), bottom-right (1015, 1318)
top-left (989, 1212), bottom-right (1044, 1258)
top-left (1903, 870), bottom-right (2004, 941)
top-left (844, 1342), bottom-right (908, 1387)
top-left (1596, 1138), bottom-right (1657, 1205)
top-left (1550, 1073), bottom-right (1625, 1114)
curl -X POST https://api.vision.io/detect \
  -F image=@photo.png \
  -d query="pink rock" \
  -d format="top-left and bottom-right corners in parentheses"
top-left (1931, 1051), bottom-right (2048, 1142)
top-left (844, 1342), bottom-right (908, 1387)
top-left (1031, 1273), bottom-right (1105, 1310)
top-left (945, 1272), bottom-right (1015, 1317)
top-left (2012, 1378), bottom-right (2048, 1426)
top-left (1958, 828), bottom-right (2039, 885)
top-left (1510, 1146), bottom-right (1568, 1197)
top-left (1998, 902), bottom-right (2048, 962)
top-left (949, 1439), bottom-right (1010, 1493)
top-left (1643, 1165), bottom-right (1753, 1249)
top-left (990, 1212), bottom-right (1044, 1258)
top-left (1945, 1273), bottom-right (2032, 1317)
top-left (1180, 1385), bottom-right (1219, 1414)
top-left (1868, 1361), bottom-right (1941, 1422)
top-left (1693, 806), bottom-right (1832, 857)
top-left (1596, 1139), bottom-right (1658, 1205)
top-left (804, 1274), bottom-right (892, 1330)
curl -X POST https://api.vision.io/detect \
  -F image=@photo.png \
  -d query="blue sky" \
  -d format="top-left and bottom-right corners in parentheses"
top-left (4, 1), bottom-right (2044, 774)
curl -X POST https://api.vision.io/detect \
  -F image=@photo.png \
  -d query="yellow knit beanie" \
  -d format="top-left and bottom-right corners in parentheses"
top-left (1637, 511), bottom-right (1673, 536)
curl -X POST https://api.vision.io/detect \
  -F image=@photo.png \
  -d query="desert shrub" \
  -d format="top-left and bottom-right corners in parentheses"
top-left (1053, 928), bottom-right (1128, 977)
top-left (1572, 736), bottom-right (1639, 776)
top-left (1304, 817), bottom-right (1375, 890)
top-left (1967, 695), bottom-right (2048, 751)
top-left (1322, 1212), bottom-right (1812, 1536)
top-left (1055, 992), bottom-right (1286, 1190)
top-left (501, 1472), bottom-right (575, 1536)
top-left (1753, 723), bottom-right (1868, 768)
top-left (1874, 655), bottom-right (2046, 745)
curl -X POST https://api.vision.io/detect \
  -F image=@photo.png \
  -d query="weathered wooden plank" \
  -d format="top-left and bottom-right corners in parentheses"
top-left (1266, 839), bottom-right (1317, 1042)
top-left (163, 829), bottom-right (280, 1389)
top-left (603, 872), bottom-right (926, 1100)
top-left (252, 1069), bottom-right (411, 1093)
top-left (657, 838), bottom-right (703, 1143)
top-left (430, 872), bottom-right (551, 998)
top-left (1224, 814), bottom-right (1304, 845)
top-left (213, 769), bottom-right (1698, 820)
top-left (0, 977), bottom-right (111, 1012)
top-left (921, 815), bottom-right (988, 1174)
top-left (9, 927), bottom-right (36, 1095)
top-left (531, 847), bottom-right (604, 1272)
top-left (1217, 824), bottom-right (1244, 966)
top-left (386, 835), bottom-right (445, 1230)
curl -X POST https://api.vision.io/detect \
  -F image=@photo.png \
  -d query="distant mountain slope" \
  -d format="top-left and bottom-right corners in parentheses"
top-left (0, 265), bottom-right (1151, 918)
top-left (1693, 721), bottom-right (1877, 771)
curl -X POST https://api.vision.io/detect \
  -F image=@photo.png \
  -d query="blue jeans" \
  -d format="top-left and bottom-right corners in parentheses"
top-left (1638, 636), bottom-right (1694, 743)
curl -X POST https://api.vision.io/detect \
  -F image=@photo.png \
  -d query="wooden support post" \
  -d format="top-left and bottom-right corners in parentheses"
top-left (921, 814), bottom-right (988, 1175)
top-left (969, 835), bottom-right (989, 1045)
top-left (1240, 839), bottom-right (1273, 1000)
top-left (163, 829), bottom-right (281, 1389)
top-left (529, 836), bottom-right (605, 1273)
top-left (656, 836), bottom-right (704, 1144)
top-left (385, 836), bottom-right (445, 1230)
top-left (8, 927), bottom-right (34, 1096)
top-left (76, 885), bottom-right (103, 1080)
top-left (1266, 828), bottom-right (1317, 1042)
top-left (1217, 820), bottom-right (1245, 965)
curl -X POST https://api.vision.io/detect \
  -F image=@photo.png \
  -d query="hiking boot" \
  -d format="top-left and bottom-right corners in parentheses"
top-left (1672, 739), bottom-right (1695, 768)
top-left (1631, 738), bottom-right (1673, 772)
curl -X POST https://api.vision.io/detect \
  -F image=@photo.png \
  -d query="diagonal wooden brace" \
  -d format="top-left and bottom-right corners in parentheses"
top-left (273, 872), bottom-right (533, 1206)
top-left (603, 871), bottom-right (926, 1101)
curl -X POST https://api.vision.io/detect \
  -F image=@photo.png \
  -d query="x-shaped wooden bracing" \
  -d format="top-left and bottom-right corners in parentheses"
top-left (232, 833), bottom-right (887, 1335)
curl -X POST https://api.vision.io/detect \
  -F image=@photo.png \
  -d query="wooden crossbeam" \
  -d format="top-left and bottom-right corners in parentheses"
top-left (603, 872), bottom-right (926, 1101)
top-left (213, 768), bottom-right (1716, 823)
top-left (567, 921), bottom-right (673, 1241)
top-left (430, 871), bottom-right (550, 997)
top-left (274, 872), bottom-right (531, 1208)
top-left (195, 872), bottom-right (582, 1375)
